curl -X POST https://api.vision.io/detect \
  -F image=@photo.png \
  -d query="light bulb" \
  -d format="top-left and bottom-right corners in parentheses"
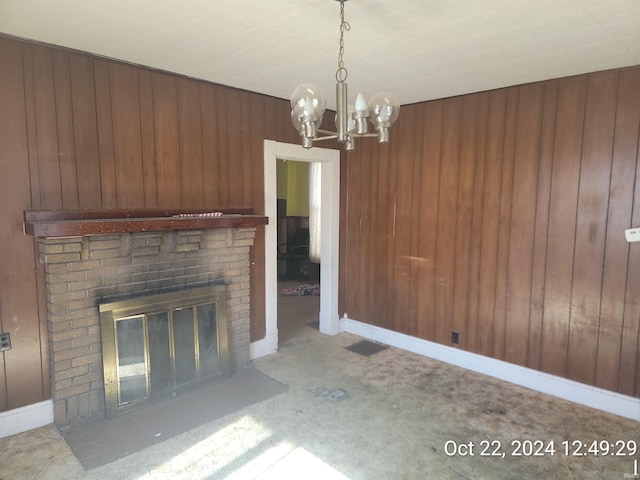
top-left (290, 110), bottom-right (304, 133)
top-left (352, 92), bottom-right (369, 135)
top-left (354, 93), bottom-right (367, 113)
top-left (290, 83), bottom-right (326, 118)
top-left (368, 92), bottom-right (400, 126)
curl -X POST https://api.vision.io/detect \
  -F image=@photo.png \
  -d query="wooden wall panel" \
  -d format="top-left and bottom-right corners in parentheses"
top-left (416, 100), bottom-right (443, 340)
top-left (392, 108), bottom-right (417, 335)
top-left (528, 80), bottom-right (558, 371)
top-left (504, 83), bottom-right (543, 366)
top-left (407, 104), bottom-right (426, 335)
top-left (540, 76), bottom-right (587, 377)
top-left (434, 97), bottom-right (463, 346)
top-left (476, 89), bottom-right (506, 357)
top-left (247, 91), bottom-right (267, 206)
top-left (225, 89), bottom-right (243, 207)
top-left (152, 72), bottom-right (181, 207)
top-left (351, 133), bottom-right (365, 316)
top-left (344, 65), bottom-right (640, 397)
top-left (69, 53), bottom-right (102, 208)
top-left (52, 50), bottom-right (80, 209)
top-left (94, 60), bottom-right (117, 208)
top-left (621, 171), bottom-right (640, 395)
top-left (30, 45), bottom-right (63, 209)
top-left (466, 92), bottom-right (489, 354)
top-left (200, 81), bottom-right (220, 206)
top-left (603, 69), bottom-right (640, 394)
top-left (492, 88), bottom-right (517, 361)
top-left (374, 142), bottom-right (390, 328)
top-left (138, 70), bottom-right (158, 208)
top-left (240, 93), bottom-right (253, 207)
top-left (215, 87), bottom-right (230, 206)
top-left (178, 78), bottom-right (205, 207)
top-left (0, 39), bottom-right (47, 409)
top-left (452, 95), bottom-right (478, 351)
top-left (22, 45), bottom-right (41, 209)
top-left (619, 69), bottom-right (640, 396)
top-left (110, 64), bottom-right (145, 207)
top-left (359, 137), bottom-right (376, 323)
top-left (247, 92), bottom-right (267, 341)
top-left (567, 71), bottom-right (618, 385)
top-left (374, 139), bottom-right (390, 328)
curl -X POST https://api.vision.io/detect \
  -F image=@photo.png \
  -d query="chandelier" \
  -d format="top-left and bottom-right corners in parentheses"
top-left (290, 0), bottom-right (400, 151)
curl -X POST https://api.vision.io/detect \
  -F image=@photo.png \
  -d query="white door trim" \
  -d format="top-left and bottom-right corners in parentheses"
top-left (251, 140), bottom-right (340, 359)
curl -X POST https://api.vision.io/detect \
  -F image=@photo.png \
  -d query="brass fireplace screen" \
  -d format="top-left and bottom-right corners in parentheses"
top-left (99, 285), bottom-right (230, 418)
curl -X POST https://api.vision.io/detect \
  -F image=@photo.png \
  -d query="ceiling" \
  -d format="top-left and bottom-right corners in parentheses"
top-left (1, 0), bottom-right (639, 110)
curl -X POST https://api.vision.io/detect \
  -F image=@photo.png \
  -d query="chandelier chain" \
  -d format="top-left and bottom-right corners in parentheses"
top-left (336, 1), bottom-right (350, 83)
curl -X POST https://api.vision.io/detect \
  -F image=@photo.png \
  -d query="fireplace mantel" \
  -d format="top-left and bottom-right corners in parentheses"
top-left (24, 208), bottom-right (268, 238)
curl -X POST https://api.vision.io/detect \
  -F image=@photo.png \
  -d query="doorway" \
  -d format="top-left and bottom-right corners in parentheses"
top-left (276, 159), bottom-right (319, 343)
top-left (251, 141), bottom-right (340, 359)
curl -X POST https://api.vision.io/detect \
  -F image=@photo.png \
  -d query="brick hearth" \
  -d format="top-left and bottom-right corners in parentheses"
top-left (37, 228), bottom-right (256, 427)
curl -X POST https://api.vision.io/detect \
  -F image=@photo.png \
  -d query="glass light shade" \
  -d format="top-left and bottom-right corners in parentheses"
top-left (368, 92), bottom-right (400, 126)
top-left (291, 83), bottom-right (326, 145)
top-left (291, 83), bottom-right (326, 118)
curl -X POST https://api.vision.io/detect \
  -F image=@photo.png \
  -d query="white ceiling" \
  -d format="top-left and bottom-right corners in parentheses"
top-left (1, 0), bottom-right (639, 110)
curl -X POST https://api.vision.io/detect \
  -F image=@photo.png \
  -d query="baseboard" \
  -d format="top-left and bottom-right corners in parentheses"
top-left (250, 330), bottom-right (278, 360)
top-left (341, 317), bottom-right (640, 423)
top-left (0, 399), bottom-right (54, 438)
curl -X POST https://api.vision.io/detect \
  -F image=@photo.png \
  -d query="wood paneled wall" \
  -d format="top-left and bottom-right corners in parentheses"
top-left (342, 66), bottom-right (640, 397)
top-left (0, 36), bottom-right (298, 411)
top-left (2, 32), bottom-right (639, 412)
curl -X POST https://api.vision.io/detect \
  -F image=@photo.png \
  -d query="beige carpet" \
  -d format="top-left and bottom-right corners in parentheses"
top-left (1, 323), bottom-right (639, 479)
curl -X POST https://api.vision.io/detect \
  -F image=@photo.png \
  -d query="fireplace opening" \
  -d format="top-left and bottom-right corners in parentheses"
top-left (99, 285), bottom-right (230, 418)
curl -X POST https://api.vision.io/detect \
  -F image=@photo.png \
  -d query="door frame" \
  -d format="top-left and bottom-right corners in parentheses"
top-left (251, 140), bottom-right (340, 359)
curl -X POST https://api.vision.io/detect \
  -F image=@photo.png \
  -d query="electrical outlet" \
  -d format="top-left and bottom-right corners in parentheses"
top-left (0, 332), bottom-right (11, 352)
top-left (624, 228), bottom-right (640, 242)
top-left (625, 228), bottom-right (640, 242)
top-left (451, 331), bottom-right (459, 344)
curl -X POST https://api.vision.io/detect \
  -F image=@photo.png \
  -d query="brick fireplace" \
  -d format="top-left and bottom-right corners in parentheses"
top-left (26, 209), bottom-right (266, 427)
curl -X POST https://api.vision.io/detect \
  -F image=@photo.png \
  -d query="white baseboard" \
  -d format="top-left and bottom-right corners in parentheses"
top-left (341, 317), bottom-right (640, 423)
top-left (250, 330), bottom-right (278, 360)
top-left (0, 399), bottom-right (54, 438)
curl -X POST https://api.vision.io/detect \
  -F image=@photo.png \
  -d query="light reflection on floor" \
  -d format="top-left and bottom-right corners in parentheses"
top-left (137, 414), bottom-right (350, 480)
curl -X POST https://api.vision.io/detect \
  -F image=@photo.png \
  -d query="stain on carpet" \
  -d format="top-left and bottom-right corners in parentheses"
top-left (345, 340), bottom-right (389, 357)
top-left (311, 386), bottom-right (350, 403)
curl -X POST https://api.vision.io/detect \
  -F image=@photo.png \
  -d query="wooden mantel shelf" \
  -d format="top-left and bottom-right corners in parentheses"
top-left (24, 208), bottom-right (268, 238)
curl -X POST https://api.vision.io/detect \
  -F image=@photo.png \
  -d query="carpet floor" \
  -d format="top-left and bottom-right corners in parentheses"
top-left (1, 291), bottom-right (639, 479)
